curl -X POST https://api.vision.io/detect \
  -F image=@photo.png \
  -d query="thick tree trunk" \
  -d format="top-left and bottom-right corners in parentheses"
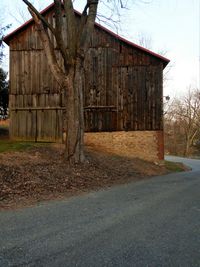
top-left (64, 58), bottom-right (85, 164)
top-left (23, 0), bottom-right (99, 165)
top-left (184, 137), bottom-right (190, 157)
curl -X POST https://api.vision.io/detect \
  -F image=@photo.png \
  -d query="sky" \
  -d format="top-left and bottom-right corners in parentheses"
top-left (1, 0), bottom-right (199, 98)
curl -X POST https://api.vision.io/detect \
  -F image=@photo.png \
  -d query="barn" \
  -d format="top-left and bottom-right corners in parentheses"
top-left (4, 3), bottom-right (169, 162)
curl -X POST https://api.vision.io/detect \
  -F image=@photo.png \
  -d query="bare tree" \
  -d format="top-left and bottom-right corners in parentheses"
top-left (136, 32), bottom-right (172, 89)
top-left (21, 0), bottom-right (134, 165)
top-left (175, 88), bottom-right (200, 156)
top-left (0, 12), bottom-right (11, 64)
top-left (164, 88), bottom-right (200, 157)
top-left (9, 1), bottom-right (48, 25)
top-left (136, 32), bottom-right (153, 50)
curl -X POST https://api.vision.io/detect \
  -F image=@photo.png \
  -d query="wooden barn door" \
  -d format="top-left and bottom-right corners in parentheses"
top-left (36, 109), bottom-right (63, 142)
top-left (112, 66), bottom-right (140, 131)
top-left (10, 108), bottom-right (63, 142)
top-left (112, 65), bottom-right (162, 131)
top-left (10, 109), bottom-right (37, 141)
top-left (84, 48), bottom-right (117, 132)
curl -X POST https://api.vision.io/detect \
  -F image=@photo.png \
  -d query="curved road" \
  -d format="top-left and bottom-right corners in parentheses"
top-left (0, 156), bottom-right (200, 266)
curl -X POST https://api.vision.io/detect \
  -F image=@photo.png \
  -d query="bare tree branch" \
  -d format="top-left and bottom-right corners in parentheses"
top-left (22, 0), bottom-right (56, 35)
top-left (79, 2), bottom-right (89, 40)
top-left (28, 7), bottom-right (67, 87)
top-left (165, 87), bottom-right (200, 156)
top-left (54, 0), bottom-right (69, 70)
top-left (63, 0), bottom-right (77, 60)
top-left (79, 0), bottom-right (99, 55)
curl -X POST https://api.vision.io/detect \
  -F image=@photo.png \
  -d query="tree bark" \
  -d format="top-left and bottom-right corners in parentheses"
top-left (64, 58), bottom-right (85, 164)
top-left (184, 139), bottom-right (190, 157)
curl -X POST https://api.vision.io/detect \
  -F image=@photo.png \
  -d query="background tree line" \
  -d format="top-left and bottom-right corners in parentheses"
top-left (0, 21), bottom-right (10, 119)
top-left (0, 68), bottom-right (9, 118)
top-left (164, 87), bottom-right (200, 158)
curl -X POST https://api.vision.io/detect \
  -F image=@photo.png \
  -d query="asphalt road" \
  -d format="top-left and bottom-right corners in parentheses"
top-left (0, 157), bottom-right (200, 267)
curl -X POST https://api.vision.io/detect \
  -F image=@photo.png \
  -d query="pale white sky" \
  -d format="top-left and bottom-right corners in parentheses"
top-left (1, 0), bottom-right (199, 98)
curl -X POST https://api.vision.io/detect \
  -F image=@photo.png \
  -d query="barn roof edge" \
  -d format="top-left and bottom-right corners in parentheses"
top-left (3, 2), bottom-right (170, 67)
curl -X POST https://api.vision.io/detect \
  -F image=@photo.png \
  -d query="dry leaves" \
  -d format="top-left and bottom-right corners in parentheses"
top-left (0, 144), bottom-right (168, 209)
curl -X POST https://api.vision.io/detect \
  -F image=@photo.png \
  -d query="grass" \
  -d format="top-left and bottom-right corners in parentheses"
top-left (0, 123), bottom-right (51, 153)
top-left (0, 140), bottom-right (49, 153)
top-left (164, 160), bottom-right (187, 172)
top-left (0, 124), bottom-right (9, 129)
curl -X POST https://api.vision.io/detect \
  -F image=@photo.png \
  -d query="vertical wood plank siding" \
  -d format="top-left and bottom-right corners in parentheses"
top-left (9, 10), bottom-right (164, 140)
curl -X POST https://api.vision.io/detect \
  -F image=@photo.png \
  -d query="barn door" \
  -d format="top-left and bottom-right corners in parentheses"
top-left (36, 109), bottom-right (63, 142)
top-left (10, 108), bottom-right (63, 142)
top-left (112, 66), bottom-right (141, 131)
top-left (10, 109), bottom-right (37, 141)
top-left (84, 49), bottom-right (117, 132)
top-left (112, 66), bottom-right (162, 131)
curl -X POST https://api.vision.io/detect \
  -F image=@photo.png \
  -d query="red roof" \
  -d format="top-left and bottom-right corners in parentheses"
top-left (3, 2), bottom-right (170, 66)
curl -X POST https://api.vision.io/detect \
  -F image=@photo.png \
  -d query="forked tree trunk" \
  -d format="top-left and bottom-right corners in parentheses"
top-left (22, 0), bottom-right (99, 164)
top-left (64, 58), bottom-right (85, 164)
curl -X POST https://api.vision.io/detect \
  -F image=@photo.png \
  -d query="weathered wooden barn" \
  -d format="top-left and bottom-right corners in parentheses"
top-left (4, 3), bottom-right (169, 161)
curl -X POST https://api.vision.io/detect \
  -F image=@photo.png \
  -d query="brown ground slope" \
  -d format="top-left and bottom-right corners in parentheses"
top-left (0, 123), bottom-right (185, 210)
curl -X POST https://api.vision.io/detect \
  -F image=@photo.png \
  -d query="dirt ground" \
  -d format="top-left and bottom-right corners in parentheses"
top-left (0, 123), bottom-right (185, 210)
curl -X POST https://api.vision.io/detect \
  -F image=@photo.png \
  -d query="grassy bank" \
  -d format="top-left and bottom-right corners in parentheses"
top-left (164, 160), bottom-right (189, 172)
top-left (0, 140), bottom-right (49, 153)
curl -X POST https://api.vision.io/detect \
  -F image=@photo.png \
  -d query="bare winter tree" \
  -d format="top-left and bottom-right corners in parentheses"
top-left (21, 0), bottom-right (132, 164)
top-left (0, 15), bottom-right (11, 64)
top-left (136, 32), bottom-right (172, 91)
top-left (164, 88), bottom-right (200, 157)
top-left (175, 88), bottom-right (200, 156)
top-left (136, 32), bottom-right (153, 50)
top-left (10, 1), bottom-right (48, 25)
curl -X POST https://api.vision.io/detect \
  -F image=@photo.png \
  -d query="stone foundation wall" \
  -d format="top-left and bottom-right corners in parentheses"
top-left (84, 131), bottom-right (164, 162)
